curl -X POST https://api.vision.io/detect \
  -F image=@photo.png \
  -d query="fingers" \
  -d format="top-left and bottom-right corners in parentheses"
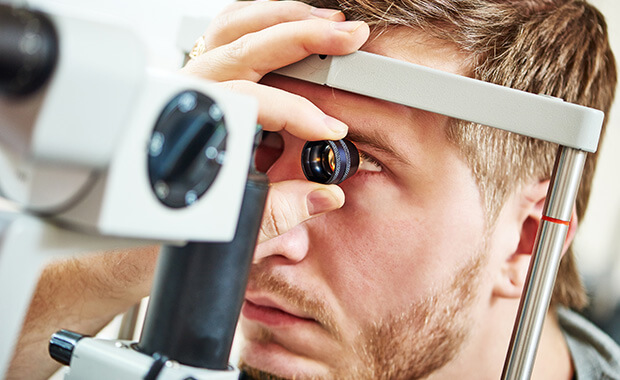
top-left (205, 1), bottom-right (345, 50)
top-left (218, 80), bottom-right (347, 140)
top-left (258, 180), bottom-right (345, 244)
top-left (179, 1), bottom-right (354, 244)
top-left (183, 18), bottom-right (369, 82)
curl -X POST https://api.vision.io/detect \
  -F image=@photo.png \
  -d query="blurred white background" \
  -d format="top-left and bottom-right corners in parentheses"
top-left (574, 0), bottom-right (620, 338)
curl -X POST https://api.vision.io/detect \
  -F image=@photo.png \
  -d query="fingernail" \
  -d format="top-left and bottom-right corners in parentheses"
top-left (332, 20), bottom-right (365, 33)
top-left (307, 188), bottom-right (342, 216)
top-left (311, 8), bottom-right (342, 19)
top-left (324, 116), bottom-right (348, 136)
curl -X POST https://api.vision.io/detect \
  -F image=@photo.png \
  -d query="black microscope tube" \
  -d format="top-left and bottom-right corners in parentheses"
top-left (0, 3), bottom-right (58, 96)
top-left (138, 172), bottom-right (269, 370)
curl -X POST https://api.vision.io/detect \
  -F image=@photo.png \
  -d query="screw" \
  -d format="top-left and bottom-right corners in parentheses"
top-left (178, 92), bottom-right (197, 113)
top-left (154, 181), bottom-right (170, 199)
top-left (208, 103), bottom-right (223, 121)
top-left (205, 146), bottom-right (218, 160)
top-left (185, 190), bottom-right (198, 205)
top-left (149, 132), bottom-right (164, 157)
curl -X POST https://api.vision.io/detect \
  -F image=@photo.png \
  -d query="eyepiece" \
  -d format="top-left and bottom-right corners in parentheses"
top-left (301, 139), bottom-right (359, 184)
top-left (0, 4), bottom-right (59, 97)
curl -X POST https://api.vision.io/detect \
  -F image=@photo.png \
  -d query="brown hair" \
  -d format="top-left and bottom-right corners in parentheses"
top-left (302, 0), bottom-right (617, 309)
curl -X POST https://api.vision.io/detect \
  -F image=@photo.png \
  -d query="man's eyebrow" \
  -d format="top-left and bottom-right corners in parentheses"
top-left (345, 130), bottom-right (413, 167)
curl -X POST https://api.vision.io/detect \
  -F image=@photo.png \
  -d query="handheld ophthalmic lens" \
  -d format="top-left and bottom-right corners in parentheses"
top-left (301, 139), bottom-right (360, 185)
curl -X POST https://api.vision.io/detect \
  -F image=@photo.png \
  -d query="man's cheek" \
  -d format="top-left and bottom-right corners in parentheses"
top-left (313, 219), bottom-right (427, 298)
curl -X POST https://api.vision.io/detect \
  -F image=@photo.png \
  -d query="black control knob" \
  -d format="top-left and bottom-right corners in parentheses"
top-left (49, 329), bottom-right (85, 366)
top-left (0, 4), bottom-right (59, 97)
top-left (147, 91), bottom-right (228, 208)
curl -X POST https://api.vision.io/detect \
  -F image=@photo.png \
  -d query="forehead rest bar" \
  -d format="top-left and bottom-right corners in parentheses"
top-left (275, 52), bottom-right (604, 153)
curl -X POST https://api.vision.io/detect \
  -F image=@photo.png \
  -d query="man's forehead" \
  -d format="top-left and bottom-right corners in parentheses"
top-left (265, 28), bottom-right (468, 164)
top-left (361, 27), bottom-right (472, 77)
top-left (337, 29), bottom-right (471, 165)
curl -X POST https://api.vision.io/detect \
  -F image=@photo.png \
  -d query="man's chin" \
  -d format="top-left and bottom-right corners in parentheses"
top-left (239, 360), bottom-right (288, 380)
top-left (239, 340), bottom-right (331, 380)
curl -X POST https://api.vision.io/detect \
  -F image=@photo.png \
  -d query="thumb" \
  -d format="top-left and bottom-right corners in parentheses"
top-left (258, 180), bottom-right (345, 244)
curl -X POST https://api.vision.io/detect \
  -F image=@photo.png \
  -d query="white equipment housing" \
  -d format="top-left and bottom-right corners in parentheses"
top-left (0, 3), bottom-right (257, 378)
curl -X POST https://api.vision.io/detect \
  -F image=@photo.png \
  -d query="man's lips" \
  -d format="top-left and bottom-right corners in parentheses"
top-left (242, 297), bottom-right (316, 327)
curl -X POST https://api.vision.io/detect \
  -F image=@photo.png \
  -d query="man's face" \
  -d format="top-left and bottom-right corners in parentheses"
top-left (240, 29), bottom-right (492, 380)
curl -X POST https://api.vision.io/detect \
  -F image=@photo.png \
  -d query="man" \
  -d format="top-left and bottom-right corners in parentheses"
top-left (8, 0), bottom-right (619, 379)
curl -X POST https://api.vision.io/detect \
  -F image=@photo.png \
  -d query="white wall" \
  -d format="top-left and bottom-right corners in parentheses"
top-left (573, 0), bottom-right (620, 302)
top-left (23, 0), bottom-right (236, 68)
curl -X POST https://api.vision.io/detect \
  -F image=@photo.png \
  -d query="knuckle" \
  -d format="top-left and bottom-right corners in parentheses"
top-left (272, 203), bottom-right (291, 236)
top-left (224, 37), bottom-right (250, 61)
top-left (292, 92), bottom-right (317, 110)
top-left (277, 118), bottom-right (291, 134)
top-left (260, 198), bottom-right (278, 237)
top-left (218, 80), bottom-right (236, 92)
top-left (218, 79), bottom-right (248, 92)
top-left (261, 192), bottom-right (297, 239)
top-left (219, 1), bottom-right (246, 15)
top-left (261, 206), bottom-right (283, 238)
top-left (283, 1), bottom-right (314, 16)
top-left (258, 221), bottom-right (272, 242)
top-left (209, 10), bottom-right (235, 36)
top-left (224, 37), bottom-right (259, 75)
top-left (216, 37), bottom-right (262, 81)
top-left (293, 94), bottom-right (323, 118)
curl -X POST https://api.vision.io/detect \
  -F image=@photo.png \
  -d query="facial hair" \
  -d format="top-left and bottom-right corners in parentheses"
top-left (240, 252), bottom-right (485, 380)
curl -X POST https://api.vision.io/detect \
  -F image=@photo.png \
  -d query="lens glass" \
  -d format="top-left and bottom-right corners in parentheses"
top-left (328, 149), bottom-right (336, 172)
top-left (321, 146), bottom-right (335, 175)
top-left (301, 139), bottom-right (359, 185)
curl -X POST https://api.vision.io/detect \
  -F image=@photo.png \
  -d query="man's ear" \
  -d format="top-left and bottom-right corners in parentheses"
top-left (493, 180), bottom-right (578, 299)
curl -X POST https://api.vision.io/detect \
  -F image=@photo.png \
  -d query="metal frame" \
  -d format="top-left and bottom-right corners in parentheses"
top-left (277, 51), bottom-right (604, 380)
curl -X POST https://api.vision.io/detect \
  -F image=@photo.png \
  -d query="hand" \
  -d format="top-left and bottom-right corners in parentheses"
top-left (181, 0), bottom-right (369, 242)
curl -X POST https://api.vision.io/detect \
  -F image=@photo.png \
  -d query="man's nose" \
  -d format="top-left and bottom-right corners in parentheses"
top-left (253, 132), bottom-right (317, 264)
top-left (253, 224), bottom-right (310, 264)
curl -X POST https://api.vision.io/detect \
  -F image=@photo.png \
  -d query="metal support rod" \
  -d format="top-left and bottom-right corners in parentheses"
top-left (502, 146), bottom-right (587, 380)
top-left (117, 303), bottom-right (141, 341)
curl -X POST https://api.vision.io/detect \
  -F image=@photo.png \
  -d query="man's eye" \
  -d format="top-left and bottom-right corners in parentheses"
top-left (358, 151), bottom-right (382, 173)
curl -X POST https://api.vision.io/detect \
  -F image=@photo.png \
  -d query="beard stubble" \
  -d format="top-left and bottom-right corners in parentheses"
top-left (240, 249), bottom-right (486, 380)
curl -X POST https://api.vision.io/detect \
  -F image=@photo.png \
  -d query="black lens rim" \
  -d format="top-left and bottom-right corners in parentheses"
top-left (301, 139), bottom-right (359, 184)
top-left (147, 90), bottom-right (227, 208)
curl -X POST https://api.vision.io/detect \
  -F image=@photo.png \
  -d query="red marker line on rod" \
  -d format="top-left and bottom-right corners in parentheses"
top-left (541, 215), bottom-right (570, 226)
